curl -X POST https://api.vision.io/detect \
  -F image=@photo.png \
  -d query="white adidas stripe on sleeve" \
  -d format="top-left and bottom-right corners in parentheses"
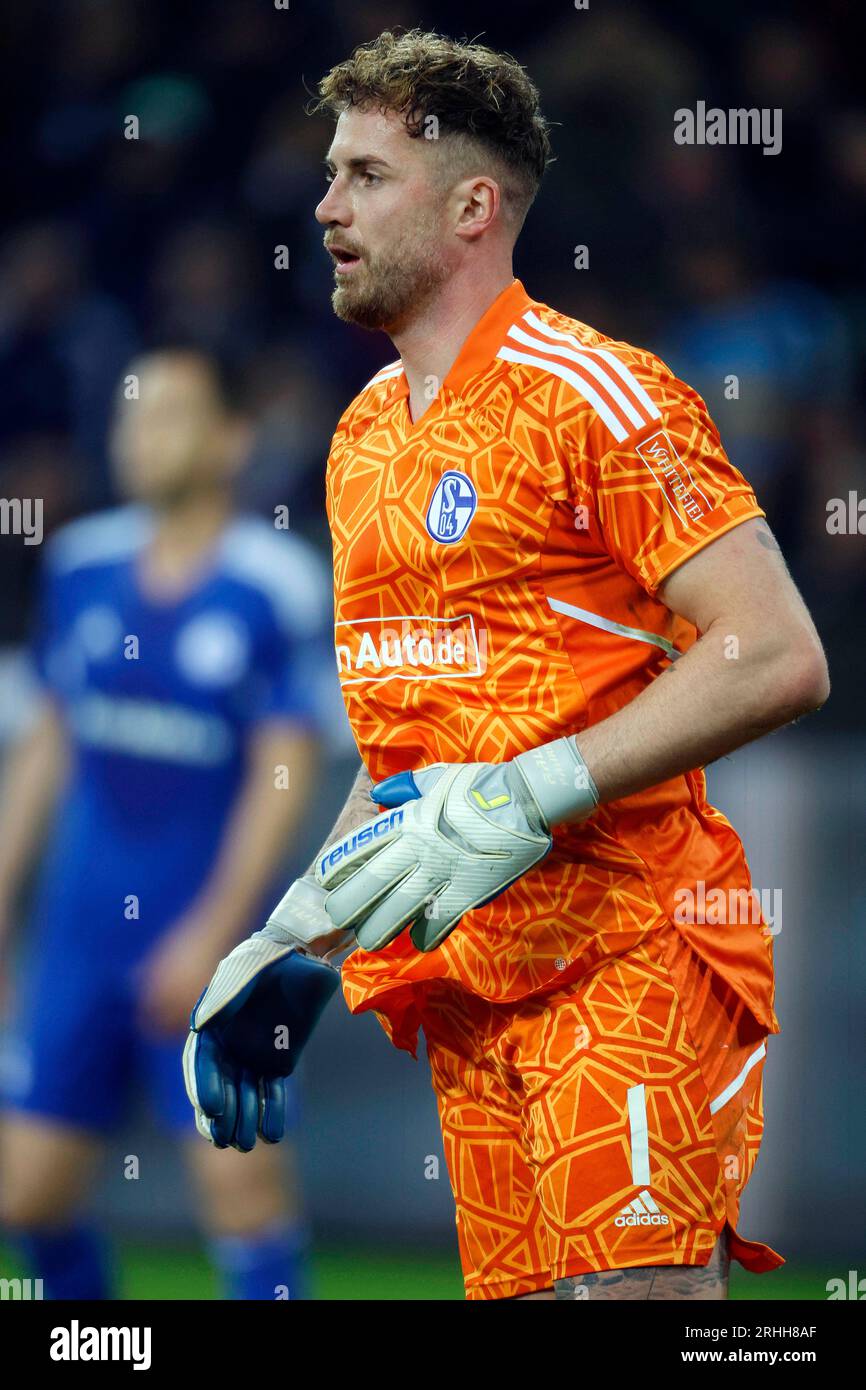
top-left (497, 309), bottom-right (661, 446)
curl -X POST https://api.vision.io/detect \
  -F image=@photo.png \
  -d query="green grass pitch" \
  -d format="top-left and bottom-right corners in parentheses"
top-left (0, 1239), bottom-right (840, 1300)
top-left (128, 1246), bottom-right (839, 1300)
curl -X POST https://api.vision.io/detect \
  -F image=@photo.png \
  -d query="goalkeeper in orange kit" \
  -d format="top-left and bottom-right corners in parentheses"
top-left (185, 30), bottom-right (829, 1300)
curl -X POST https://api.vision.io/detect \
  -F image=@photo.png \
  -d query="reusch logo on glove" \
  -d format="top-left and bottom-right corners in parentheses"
top-left (319, 807), bottom-right (405, 880)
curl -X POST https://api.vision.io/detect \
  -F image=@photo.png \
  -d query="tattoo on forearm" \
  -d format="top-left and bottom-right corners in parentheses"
top-left (755, 523), bottom-right (782, 554)
top-left (307, 764), bottom-right (374, 874)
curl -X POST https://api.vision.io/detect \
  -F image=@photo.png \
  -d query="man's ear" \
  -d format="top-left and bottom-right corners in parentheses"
top-left (454, 175), bottom-right (501, 242)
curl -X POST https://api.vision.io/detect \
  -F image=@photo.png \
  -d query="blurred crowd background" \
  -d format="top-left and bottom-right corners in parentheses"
top-left (1, 0), bottom-right (864, 715)
top-left (0, 0), bottom-right (863, 1294)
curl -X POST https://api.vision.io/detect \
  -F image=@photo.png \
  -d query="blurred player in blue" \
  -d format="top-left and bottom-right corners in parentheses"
top-left (0, 347), bottom-right (334, 1299)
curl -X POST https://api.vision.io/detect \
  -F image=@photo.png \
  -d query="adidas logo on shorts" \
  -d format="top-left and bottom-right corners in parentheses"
top-left (614, 1189), bottom-right (670, 1227)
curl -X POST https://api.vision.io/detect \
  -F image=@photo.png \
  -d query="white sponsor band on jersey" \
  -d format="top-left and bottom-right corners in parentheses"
top-left (70, 692), bottom-right (234, 764)
top-left (335, 614), bottom-right (487, 684)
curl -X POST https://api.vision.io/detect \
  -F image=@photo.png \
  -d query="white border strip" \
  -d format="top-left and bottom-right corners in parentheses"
top-left (521, 310), bottom-right (662, 421)
top-left (505, 323), bottom-right (647, 433)
top-left (627, 1083), bottom-right (651, 1186)
top-left (370, 362), bottom-right (404, 384)
top-left (496, 345), bottom-right (630, 443)
top-left (547, 595), bottom-right (682, 660)
top-left (709, 1041), bottom-right (767, 1115)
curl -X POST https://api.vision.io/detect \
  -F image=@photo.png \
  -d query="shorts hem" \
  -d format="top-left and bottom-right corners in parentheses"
top-left (550, 1218), bottom-right (784, 1283)
top-left (464, 1270), bottom-right (554, 1301)
top-left (550, 1246), bottom-right (715, 1284)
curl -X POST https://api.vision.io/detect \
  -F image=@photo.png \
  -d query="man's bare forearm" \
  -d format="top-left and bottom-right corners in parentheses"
top-left (0, 703), bottom-right (67, 919)
top-left (299, 762), bottom-right (375, 959)
top-left (568, 521), bottom-right (829, 817)
top-left (571, 620), bottom-right (805, 813)
top-left (191, 723), bottom-right (319, 951)
top-left (306, 761), bottom-right (374, 874)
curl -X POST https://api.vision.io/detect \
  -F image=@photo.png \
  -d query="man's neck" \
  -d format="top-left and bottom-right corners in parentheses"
top-left (392, 266), bottom-right (514, 425)
top-left (140, 489), bottom-right (231, 598)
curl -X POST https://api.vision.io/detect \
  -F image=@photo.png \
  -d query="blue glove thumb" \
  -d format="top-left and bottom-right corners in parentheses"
top-left (371, 766), bottom-right (451, 808)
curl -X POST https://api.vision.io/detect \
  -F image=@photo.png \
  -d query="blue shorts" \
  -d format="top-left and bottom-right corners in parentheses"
top-left (1, 935), bottom-right (299, 1136)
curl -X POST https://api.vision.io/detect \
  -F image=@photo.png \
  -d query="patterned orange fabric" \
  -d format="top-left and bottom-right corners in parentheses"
top-left (328, 278), bottom-right (778, 1050)
top-left (421, 925), bottom-right (783, 1299)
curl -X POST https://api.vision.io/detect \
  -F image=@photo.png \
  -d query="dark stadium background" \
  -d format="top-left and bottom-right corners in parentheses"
top-left (0, 0), bottom-right (863, 1298)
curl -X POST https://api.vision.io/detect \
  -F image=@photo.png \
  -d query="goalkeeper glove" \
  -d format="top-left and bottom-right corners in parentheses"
top-left (184, 877), bottom-right (339, 1150)
top-left (316, 736), bottom-right (599, 951)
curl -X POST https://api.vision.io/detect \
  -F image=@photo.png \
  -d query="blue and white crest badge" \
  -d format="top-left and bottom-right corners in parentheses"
top-left (425, 470), bottom-right (477, 544)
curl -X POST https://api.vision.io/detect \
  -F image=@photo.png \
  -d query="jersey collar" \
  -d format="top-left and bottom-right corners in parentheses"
top-left (388, 277), bottom-right (534, 407)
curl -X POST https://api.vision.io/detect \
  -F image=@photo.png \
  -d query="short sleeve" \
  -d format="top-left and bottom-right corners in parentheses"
top-left (236, 531), bottom-right (354, 753)
top-left (255, 626), bottom-right (334, 730)
top-left (568, 364), bottom-right (765, 595)
top-left (253, 619), bottom-right (358, 756)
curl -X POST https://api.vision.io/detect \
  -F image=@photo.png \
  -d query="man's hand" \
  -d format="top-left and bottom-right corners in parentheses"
top-left (316, 737), bottom-right (599, 952)
top-left (184, 877), bottom-right (339, 1150)
top-left (138, 915), bottom-right (226, 1036)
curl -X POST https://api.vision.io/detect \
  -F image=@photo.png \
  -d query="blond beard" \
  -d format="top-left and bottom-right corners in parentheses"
top-left (331, 225), bottom-right (450, 332)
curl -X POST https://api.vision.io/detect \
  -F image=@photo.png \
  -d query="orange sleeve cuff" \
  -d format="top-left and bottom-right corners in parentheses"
top-left (644, 498), bottom-right (766, 593)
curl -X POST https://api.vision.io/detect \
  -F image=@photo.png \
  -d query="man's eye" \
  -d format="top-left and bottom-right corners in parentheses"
top-left (360, 171), bottom-right (380, 186)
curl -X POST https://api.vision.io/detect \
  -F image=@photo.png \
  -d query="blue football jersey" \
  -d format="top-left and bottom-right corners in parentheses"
top-left (30, 506), bottom-right (338, 952)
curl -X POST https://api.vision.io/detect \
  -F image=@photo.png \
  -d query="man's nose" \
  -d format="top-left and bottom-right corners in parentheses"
top-left (315, 180), bottom-right (348, 226)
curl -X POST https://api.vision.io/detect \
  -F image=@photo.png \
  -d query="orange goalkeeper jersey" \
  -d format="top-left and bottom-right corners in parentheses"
top-left (327, 277), bottom-right (778, 1053)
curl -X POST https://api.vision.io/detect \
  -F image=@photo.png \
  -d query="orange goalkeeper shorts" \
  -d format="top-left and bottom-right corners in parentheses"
top-left (420, 925), bottom-right (784, 1300)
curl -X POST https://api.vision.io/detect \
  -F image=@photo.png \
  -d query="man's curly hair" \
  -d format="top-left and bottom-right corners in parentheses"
top-left (309, 29), bottom-right (553, 234)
